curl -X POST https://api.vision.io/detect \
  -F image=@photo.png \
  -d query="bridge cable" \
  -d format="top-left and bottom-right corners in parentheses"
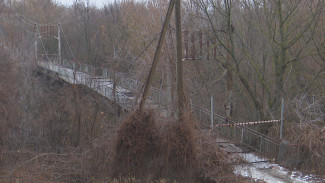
top-left (116, 37), bottom-right (157, 82)
top-left (108, 36), bottom-right (159, 103)
top-left (20, 15), bottom-right (58, 26)
top-left (35, 25), bottom-right (50, 61)
top-left (59, 24), bottom-right (76, 60)
top-left (60, 9), bottom-right (93, 25)
top-left (18, 18), bottom-right (37, 34)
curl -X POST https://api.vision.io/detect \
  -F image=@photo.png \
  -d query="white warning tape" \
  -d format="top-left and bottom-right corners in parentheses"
top-left (215, 119), bottom-right (280, 127)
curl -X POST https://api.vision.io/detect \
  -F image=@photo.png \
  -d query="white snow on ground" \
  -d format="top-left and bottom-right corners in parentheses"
top-left (235, 153), bottom-right (324, 183)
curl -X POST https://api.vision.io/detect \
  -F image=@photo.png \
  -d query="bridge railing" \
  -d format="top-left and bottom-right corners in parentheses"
top-left (45, 59), bottom-right (280, 159)
top-left (190, 104), bottom-right (280, 159)
top-left (49, 59), bottom-right (168, 109)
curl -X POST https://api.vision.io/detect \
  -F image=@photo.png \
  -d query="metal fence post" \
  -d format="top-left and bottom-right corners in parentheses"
top-left (211, 96), bottom-right (214, 129)
top-left (280, 98), bottom-right (284, 140)
top-left (34, 24), bottom-right (38, 60)
top-left (103, 68), bottom-right (107, 78)
top-left (260, 136), bottom-right (263, 153)
top-left (278, 98), bottom-right (285, 161)
top-left (241, 128), bottom-right (244, 144)
top-left (58, 23), bottom-right (61, 64)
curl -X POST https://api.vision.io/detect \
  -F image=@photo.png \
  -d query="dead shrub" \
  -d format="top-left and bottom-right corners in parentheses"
top-left (86, 132), bottom-right (116, 181)
top-left (112, 111), bottom-right (200, 182)
top-left (158, 115), bottom-right (198, 183)
top-left (113, 110), bottom-right (160, 180)
top-left (112, 111), bottom-right (251, 182)
top-left (281, 124), bottom-right (325, 174)
top-left (197, 132), bottom-right (241, 183)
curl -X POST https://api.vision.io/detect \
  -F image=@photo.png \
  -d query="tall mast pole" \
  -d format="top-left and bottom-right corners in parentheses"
top-left (175, 0), bottom-right (185, 121)
top-left (35, 24), bottom-right (38, 60)
top-left (58, 23), bottom-right (61, 64)
top-left (139, 0), bottom-right (176, 112)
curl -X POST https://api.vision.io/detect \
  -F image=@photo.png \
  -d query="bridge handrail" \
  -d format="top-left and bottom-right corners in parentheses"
top-left (42, 59), bottom-right (281, 159)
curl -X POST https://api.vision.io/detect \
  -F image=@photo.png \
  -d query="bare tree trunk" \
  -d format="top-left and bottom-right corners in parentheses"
top-left (225, 64), bottom-right (233, 121)
top-left (276, 0), bottom-right (286, 100)
top-left (224, 0), bottom-right (233, 121)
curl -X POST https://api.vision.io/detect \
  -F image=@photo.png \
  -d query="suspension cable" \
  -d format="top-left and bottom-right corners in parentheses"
top-left (116, 37), bottom-right (158, 81)
top-left (59, 24), bottom-right (76, 60)
top-left (20, 15), bottom-right (58, 27)
top-left (35, 25), bottom-right (50, 61)
top-left (18, 18), bottom-right (37, 34)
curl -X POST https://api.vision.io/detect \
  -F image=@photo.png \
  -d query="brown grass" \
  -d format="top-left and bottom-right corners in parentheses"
top-left (112, 110), bottom-right (199, 182)
top-left (279, 124), bottom-right (325, 174)
top-left (157, 114), bottom-right (198, 183)
top-left (111, 110), bottom-right (251, 183)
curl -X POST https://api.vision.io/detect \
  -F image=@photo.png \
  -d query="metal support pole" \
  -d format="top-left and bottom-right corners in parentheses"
top-left (211, 96), bottom-right (214, 129)
top-left (278, 98), bottom-right (285, 162)
top-left (139, 0), bottom-right (176, 112)
top-left (280, 98), bottom-right (284, 140)
top-left (260, 136), bottom-right (263, 152)
top-left (207, 31), bottom-right (210, 60)
top-left (199, 30), bottom-right (203, 59)
top-left (175, 0), bottom-right (185, 121)
top-left (241, 128), bottom-right (244, 144)
top-left (58, 23), bottom-right (61, 64)
top-left (35, 24), bottom-right (38, 60)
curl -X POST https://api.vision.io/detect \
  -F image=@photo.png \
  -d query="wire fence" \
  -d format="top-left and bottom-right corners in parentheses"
top-left (190, 103), bottom-right (280, 159)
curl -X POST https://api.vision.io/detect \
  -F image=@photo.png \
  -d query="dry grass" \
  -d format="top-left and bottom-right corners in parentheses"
top-left (110, 110), bottom-right (252, 183)
top-left (113, 110), bottom-right (160, 180)
top-left (156, 114), bottom-right (198, 183)
top-left (281, 124), bottom-right (325, 174)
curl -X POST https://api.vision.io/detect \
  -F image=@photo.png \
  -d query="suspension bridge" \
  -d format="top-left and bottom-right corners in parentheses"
top-left (37, 58), bottom-right (282, 161)
top-left (17, 13), bottom-right (284, 162)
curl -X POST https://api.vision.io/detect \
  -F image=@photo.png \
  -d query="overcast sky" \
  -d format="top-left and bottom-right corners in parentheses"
top-left (56, 0), bottom-right (109, 8)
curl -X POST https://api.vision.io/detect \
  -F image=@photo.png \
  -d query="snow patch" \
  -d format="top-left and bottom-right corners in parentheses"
top-left (235, 153), bottom-right (324, 183)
